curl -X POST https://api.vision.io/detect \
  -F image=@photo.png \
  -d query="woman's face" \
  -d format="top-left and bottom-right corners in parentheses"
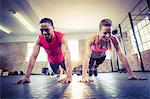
top-left (100, 26), bottom-right (112, 41)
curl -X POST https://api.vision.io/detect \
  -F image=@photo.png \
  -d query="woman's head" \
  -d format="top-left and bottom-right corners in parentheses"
top-left (99, 19), bottom-right (112, 30)
top-left (99, 19), bottom-right (112, 41)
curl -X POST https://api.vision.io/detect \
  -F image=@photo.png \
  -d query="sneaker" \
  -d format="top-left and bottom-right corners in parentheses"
top-left (93, 68), bottom-right (97, 76)
top-left (51, 72), bottom-right (55, 75)
top-left (88, 69), bottom-right (93, 76)
top-left (57, 74), bottom-right (60, 77)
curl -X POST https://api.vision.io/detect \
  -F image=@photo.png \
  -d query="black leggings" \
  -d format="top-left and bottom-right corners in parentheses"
top-left (89, 56), bottom-right (106, 69)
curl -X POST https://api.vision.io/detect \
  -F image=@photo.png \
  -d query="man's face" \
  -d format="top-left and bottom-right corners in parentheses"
top-left (40, 22), bottom-right (54, 42)
top-left (100, 26), bottom-right (112, 41)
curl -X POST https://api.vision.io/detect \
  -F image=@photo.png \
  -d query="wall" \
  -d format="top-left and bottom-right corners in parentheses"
top-left (115, 32), bottom-right (142, 71)
top-left (0, 42), bottom-right (48, 74)
top-left (98, 59), bottom-right (112, 72)
top-left (120, 32), bottom-right (150, 71)
top-left (0, 42), bottom-right (27, 72)
top-left (0, 38), bottom-right (149, 74)
top-left (141, 50), bottom-right (150, 71)
top-left (129, 50), bottom-right (150, 71)
top-left (0, 33), bottom-right (94, 42)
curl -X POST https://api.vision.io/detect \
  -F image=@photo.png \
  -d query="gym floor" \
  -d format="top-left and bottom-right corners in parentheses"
top-left (0, 72), bottom-right (150, 99)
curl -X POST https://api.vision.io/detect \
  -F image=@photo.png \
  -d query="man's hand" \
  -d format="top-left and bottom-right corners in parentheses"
top-left (58, 77), bottom-right (72, 83)
top-left (79, 77), bottom-right (93, 83)
top-left (13, 77), bottom-right (31, 84)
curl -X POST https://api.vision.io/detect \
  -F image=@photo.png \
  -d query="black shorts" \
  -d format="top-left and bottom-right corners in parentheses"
top-left (49, 60), bottom-right (66, 74)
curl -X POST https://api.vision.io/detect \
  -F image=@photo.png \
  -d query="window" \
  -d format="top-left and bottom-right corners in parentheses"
top-left (26, 43), bottom-right (47, 61)
top-left (68, 40), bottom-right (79, 61)
top-left (130, 16), bottom-right (150, 54)
top-left (106, 50), bottom-right (111, 59)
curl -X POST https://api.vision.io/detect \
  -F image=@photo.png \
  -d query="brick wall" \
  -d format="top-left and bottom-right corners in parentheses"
top-left (0, 42), bottom-right (48, 74)
top-left (0, 42), bottom-right (27, 72)
top-left (0, 39), bottom-right (149, 74)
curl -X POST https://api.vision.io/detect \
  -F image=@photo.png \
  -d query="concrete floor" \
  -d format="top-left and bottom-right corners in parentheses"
top-left (0, 72), bottom-right (150, 99)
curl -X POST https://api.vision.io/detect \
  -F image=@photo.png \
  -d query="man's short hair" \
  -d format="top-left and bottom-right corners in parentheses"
top-left (99, 19), bottom-right (112, 30)
top-left (39, 18), bottom-right (54, 26)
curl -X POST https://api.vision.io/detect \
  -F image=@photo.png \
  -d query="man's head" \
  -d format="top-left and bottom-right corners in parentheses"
top-left (99, 19), bottom-right (112, 41)
top-left (39, 18), bottom-right (54, 42)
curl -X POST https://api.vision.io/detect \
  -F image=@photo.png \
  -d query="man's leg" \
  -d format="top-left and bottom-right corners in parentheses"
top-left (88, 57), bottom-right (95, 76)
top-left (60, 60), bottom-right (66, 71)
top-left (57, 60), bottom-right (66, 77)
top-left (50, 63), bottom-right (60, 77)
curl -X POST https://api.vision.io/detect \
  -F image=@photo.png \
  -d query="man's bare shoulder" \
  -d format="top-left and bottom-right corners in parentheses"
top-left (35, 39), bottom-right (41, 46)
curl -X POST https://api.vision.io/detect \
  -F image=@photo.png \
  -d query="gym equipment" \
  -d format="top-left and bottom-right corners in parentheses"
top-left (42, 68), bottom-right (49, 75)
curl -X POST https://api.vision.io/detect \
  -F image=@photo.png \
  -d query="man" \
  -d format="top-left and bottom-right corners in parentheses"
top-left (80, 19), bottom-right (137, 82)
top-left (16, 18), bottom-right (72, 84)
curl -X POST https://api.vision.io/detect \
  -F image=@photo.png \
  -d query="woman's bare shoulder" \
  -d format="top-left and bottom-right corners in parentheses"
top-left (87, 34), bottom-right (97, 41)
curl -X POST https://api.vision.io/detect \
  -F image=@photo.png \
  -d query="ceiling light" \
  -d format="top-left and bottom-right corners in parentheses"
top-left (0, 25), bottom-right (11, 34)
top-left (12, 11), bottom-right (35, 32)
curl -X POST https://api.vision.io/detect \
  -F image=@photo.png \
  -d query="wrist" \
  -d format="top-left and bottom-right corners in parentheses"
top-left (128, 72), bottom-right (135, 76)
top-left (82, 75), bottom-right (87, 79)
top-left (66, 69), bottom-right (72, 74)
top-left (67, 75), bottom-right (72, 78)
top-left (25, 75), bottom-right (30, 79)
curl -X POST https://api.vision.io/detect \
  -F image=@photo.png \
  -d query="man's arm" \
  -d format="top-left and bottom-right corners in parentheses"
top-left (112, 36), bottom-right (136, 78)
top-left (59, 36), bottom-right (72, 83)
top-left (24, 40), bottom-right (41, 78)
top-left (16, 39), bottom-right (41, 84)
